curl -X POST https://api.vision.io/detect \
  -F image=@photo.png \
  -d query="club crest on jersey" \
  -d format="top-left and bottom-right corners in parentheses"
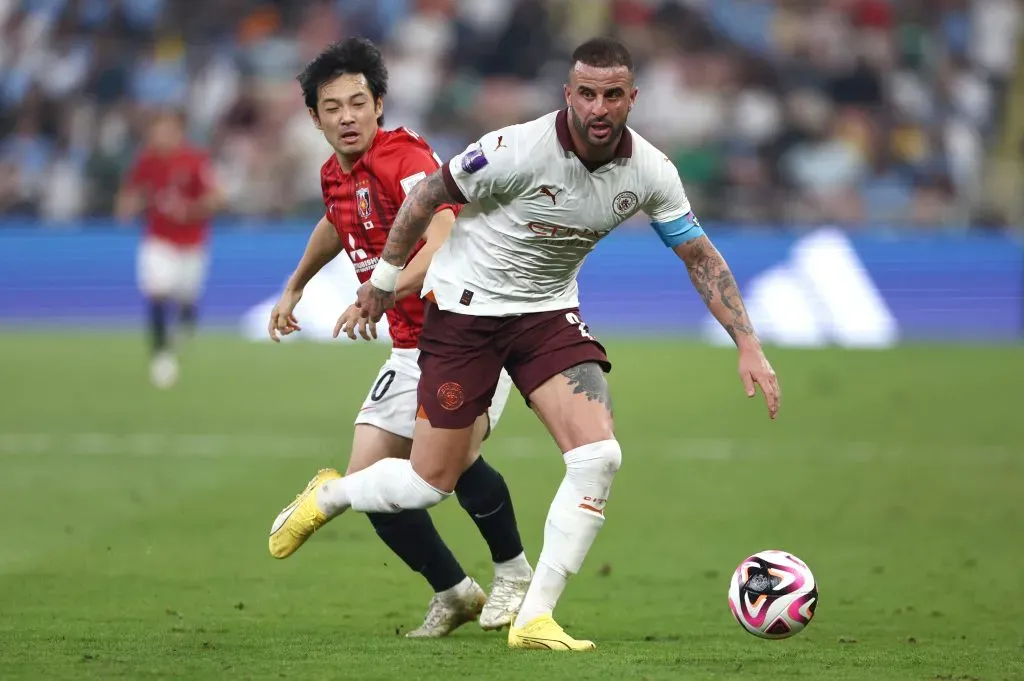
top-left (612, 190), bottom-right (639, 217)
top-left (461, 145), bottom-right (489, 174)
top-left (356, 186), bottom-right (371, 219)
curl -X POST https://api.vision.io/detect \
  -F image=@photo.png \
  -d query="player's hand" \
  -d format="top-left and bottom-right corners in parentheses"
top-left (738, 344), bottom-right (780, 419)
top-left (333, 303), bottom-right (377, 341)
top-left (355, 282), bottom-right (396, 323)
top-left (268, 289), bottom-right (303, 342)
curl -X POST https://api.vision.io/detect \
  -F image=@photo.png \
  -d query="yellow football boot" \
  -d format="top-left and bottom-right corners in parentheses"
top-left (507, 614), bottom-right (596, 651)
top-left (268, 468), bottom-right (341, 559)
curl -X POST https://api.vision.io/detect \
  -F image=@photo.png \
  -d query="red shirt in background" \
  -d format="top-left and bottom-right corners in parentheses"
top-left (320, 127), bottom-right (458, 350)
top-left (126, 146), bottom-right (214, 248)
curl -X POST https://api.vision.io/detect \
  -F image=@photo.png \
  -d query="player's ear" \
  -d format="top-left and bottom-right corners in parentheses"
top-left (308, 107), bottom-right (323, 130)
top-left (374, 97), bottom-right (384, 120)
top-left (563, 83), bottom-right (571, 105)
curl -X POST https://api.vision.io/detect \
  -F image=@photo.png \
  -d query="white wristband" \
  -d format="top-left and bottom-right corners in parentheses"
top-left (369, 260), bottom-right (403, 293)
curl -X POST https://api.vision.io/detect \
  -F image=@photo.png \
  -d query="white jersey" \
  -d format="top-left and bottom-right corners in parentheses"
top-left (425, 109), bottom-right (702, 316)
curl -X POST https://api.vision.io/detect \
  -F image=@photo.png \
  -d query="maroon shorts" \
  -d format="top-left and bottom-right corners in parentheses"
top-left (416, 304), bottom-right (611, 429)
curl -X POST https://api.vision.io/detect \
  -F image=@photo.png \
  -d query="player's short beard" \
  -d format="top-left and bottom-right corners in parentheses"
top-left (569, 106), bottom-right (622, 148)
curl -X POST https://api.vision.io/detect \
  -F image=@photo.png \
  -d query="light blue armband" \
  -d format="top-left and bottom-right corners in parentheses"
top-left (650, 211), bottom-right (704, 248)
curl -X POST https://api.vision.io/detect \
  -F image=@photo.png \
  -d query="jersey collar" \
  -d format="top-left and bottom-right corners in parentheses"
top-left (555, 108), bottom-right (633, 160)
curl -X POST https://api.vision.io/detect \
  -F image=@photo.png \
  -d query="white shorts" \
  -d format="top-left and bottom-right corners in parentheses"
top-left (137, 237), bottom-right (208, 302)
top-left (355, 348), bottom-right (513, 440)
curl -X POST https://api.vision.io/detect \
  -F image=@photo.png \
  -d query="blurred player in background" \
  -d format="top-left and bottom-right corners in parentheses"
top-left (116, 109), bottom-right (222, 389)
top-left (277, 37), bottom-right (781, 651)
top-left (266, 39), bottom-right (532, 637)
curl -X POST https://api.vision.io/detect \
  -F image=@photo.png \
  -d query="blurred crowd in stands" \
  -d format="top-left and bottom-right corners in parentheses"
top-left (0, 0), bottom-right (1021, 229)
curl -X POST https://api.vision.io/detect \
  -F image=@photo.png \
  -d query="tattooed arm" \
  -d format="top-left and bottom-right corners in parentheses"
top-left (673, 235), bottom-right (758, 348)
top-left (674, 235), bottom-right (781, 419)
top-left (361, 129), bottom-right (517, 320)
top-left (357, 169), bottom-right (460, 320)
top-left (381, 169), bottom-right (457, 268)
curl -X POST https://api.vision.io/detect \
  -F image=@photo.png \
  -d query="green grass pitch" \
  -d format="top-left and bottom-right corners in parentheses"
top-left (0, 332), bottom-right (1022, 680)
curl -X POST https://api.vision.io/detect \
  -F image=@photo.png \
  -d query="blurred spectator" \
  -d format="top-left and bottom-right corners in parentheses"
top-left (0, 0), bottom-right (1020, 229)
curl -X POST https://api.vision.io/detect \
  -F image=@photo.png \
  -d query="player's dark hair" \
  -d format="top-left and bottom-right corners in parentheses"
top-left (571, 37), bottom-right (634, 73)
top-left (297, 37), bottom-right (388, 125)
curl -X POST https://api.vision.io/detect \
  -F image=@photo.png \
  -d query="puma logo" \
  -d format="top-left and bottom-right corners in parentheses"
top-left (539, 186), bottom-right (563, 205)
top-left (494, 135), bottom-right (507, 150)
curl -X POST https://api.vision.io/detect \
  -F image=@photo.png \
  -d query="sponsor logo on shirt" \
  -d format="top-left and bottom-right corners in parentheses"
top-left (527, 222), bottom-right (611, 240)
top-left (538, 186), bottom-right (563, 205)
top-left (352, 257), bottom-right (379, 274)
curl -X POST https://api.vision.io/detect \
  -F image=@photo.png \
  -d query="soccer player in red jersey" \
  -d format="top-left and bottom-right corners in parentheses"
top-left (265, 39), bottom-right (532, 637)
top-left (116, 109), bottom-right (223, 389)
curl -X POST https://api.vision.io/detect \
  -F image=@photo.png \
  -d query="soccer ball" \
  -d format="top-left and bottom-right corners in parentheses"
top-left (728, 550), bottom-right (818, 639)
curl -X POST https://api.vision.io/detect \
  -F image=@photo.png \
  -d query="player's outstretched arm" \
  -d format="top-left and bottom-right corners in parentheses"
top-left (114, 186), bottom-right (144, 223)
top-left (268, 215), bottom-right (342, 342)
top-left (674, 235), bottom-right (755, 346)
top-left (673, 235), bottom-right (781, 419)
top-left (286, 215), bottom-right (343, 292)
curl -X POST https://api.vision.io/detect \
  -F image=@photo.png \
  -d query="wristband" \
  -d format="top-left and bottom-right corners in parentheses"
top-left (369, 260), bottom-right (403, 293)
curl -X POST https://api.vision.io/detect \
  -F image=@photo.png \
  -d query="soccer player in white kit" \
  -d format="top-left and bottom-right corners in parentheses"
top-left (275, 37), bottom-right (782, 650)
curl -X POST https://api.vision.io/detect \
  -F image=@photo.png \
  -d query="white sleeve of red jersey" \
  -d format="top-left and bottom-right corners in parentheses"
top-left (390, 138), bottom-right (443, 199)
top-left (385, 132), bottom-right (460, 217)
top-left (442, 127), bottom-right (526, 204)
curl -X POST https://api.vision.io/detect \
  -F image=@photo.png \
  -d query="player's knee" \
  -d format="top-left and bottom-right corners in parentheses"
top-left (406, 468), bottom-right (450, 508)
top-left (566, 439), bottom-right (622, 484)
top-left (411, 463), bottom-right (459, 495)
top-left (409, 421), bottom-right (476, 493)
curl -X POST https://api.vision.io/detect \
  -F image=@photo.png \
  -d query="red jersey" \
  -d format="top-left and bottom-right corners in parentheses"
top-left (126, 146), bottom-right (214, 247)
top-left (321, 127), bottom-right (458, 350)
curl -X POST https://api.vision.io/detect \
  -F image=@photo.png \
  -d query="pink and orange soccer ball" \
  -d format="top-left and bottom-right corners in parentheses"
top-left (728, 550), bottom-right (818, 639)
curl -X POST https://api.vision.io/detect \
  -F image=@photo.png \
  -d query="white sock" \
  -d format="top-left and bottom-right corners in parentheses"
top-left (437, 575), bottom-right (475, 602)
top-left (316, 457), bottom-right (450, 516)
top-left (515, 561), bottom-right (564, 623)
top-left (494, 551), bottom-right (533, 580)
top-left (514, 439), bottom-right (622, 627)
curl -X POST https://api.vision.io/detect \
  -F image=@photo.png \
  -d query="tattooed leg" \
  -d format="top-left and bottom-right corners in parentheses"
top-left (560, 362), bottom-right (613, 415)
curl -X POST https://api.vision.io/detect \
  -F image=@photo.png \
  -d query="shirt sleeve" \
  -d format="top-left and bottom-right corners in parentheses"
top-left (319, 166), bottom-right (336, 226)
top-left (643, 156), bottom-right (703, 248)
top-left (441, 128), bottom-right (521, 204)
top-left (388, 141), bottom-right (460, 217)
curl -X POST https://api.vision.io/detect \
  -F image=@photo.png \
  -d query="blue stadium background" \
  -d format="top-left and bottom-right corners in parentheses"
top-left (2, 221), bottom-right (1020, 343)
